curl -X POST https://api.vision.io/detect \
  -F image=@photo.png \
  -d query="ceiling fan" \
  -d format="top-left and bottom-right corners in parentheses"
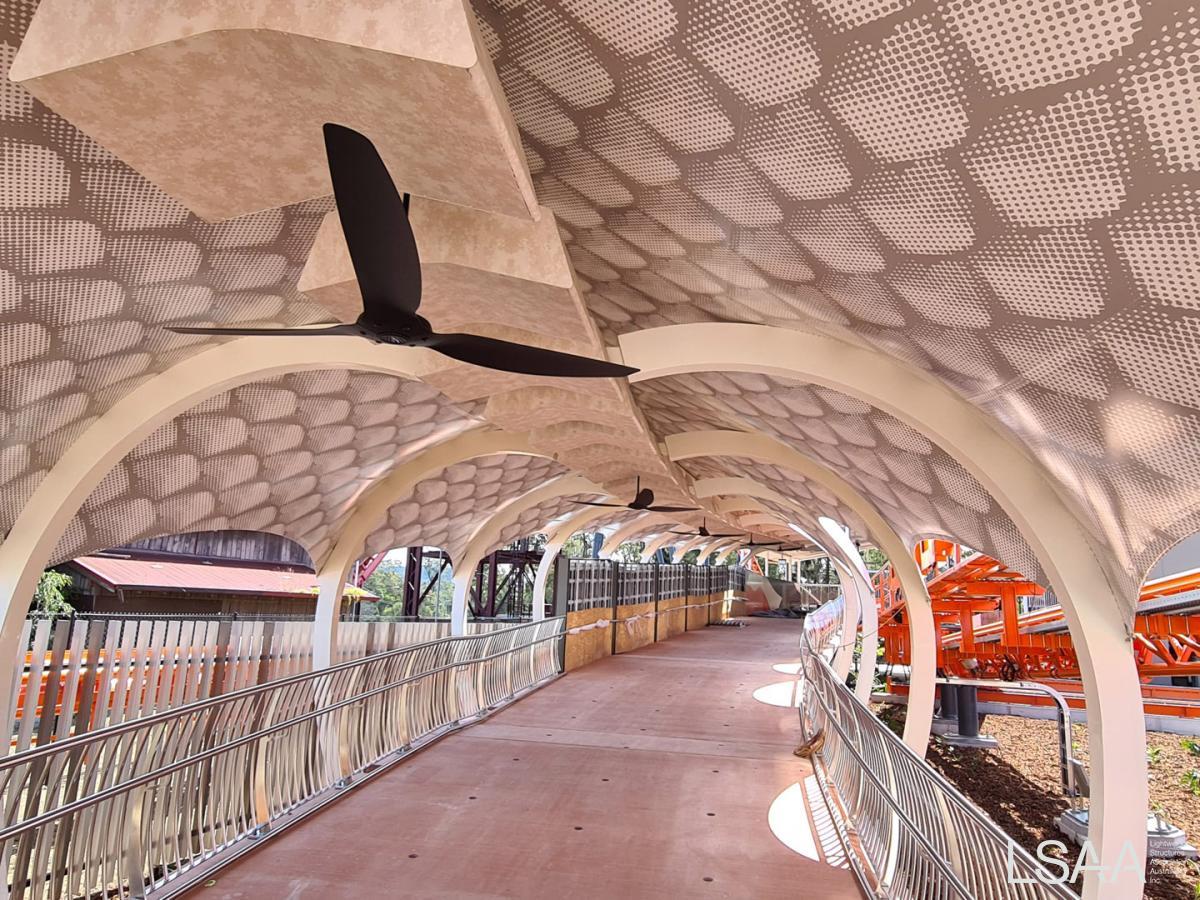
top-left (772, 543), bottom-right (810, 553)
top-left (569, 476), bottom-right (699, 513)
top-left (167, 124), bottom-right (638, 379)
top-left (669, 518), bottom-right (743, 539)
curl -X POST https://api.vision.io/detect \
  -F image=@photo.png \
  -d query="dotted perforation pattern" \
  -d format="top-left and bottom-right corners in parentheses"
top-left (51, 370), bottom-right (486, 566)
top-left (473, 0), bottom-right (1200, 587)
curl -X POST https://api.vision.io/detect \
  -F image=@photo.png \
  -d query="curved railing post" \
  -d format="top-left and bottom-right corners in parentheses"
top-left (797, 610), bottom-right (1077, 900)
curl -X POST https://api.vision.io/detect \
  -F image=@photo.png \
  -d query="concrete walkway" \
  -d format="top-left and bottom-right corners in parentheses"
top-left (195, 618), bottom-right (860, 899)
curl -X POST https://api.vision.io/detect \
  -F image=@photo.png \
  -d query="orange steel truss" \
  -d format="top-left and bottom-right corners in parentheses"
top-left (872, 540), bottom-right (1200, 716)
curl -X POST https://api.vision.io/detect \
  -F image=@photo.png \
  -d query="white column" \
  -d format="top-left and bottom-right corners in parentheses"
top-left (312, 562), bottom-right (351, 669)
top-left (532, 506), bottom-right (617, 621)
top-left (451, 474), bottom-right (601, 636)
top-left (638, 533), bottom-right (676, 562)
top-left (450, 568), bottom-right (473, 636)
top-left (832, 564), bottom-right (860, 684)
top-left (531, 555), bottom-right (552, 623)
top-left (821, 520), bottom-right (878, 705)
top-left (669, 534), bottom-right (708, 563)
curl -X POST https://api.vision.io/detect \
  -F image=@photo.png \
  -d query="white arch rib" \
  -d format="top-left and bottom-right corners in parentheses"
top-left (623, 323), bottom-right (1145, 899)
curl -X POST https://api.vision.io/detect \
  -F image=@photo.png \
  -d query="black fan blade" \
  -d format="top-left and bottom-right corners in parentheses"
top-left (567, 500), bottom-right (626, 509)
top-left (668, 530), bottom-right (697, 537)
top-left (165, 324), bottom-right (362, 337)
top-left (646, 505), bottom-right (701, 513)
top-left (323, 124), bottom-right (422, 321)
top-left (428, 332), bottom-right (638, 378)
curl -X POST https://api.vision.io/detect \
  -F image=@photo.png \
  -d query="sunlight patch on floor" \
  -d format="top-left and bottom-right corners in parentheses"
top-left (767, 777), bottom-right (851, 869)
top-left (772, 662), bottom-right (802, 675)
top-left (753, 679), bottom-right (804, 707)
top-left (768, 782), bottom-right (820, 860)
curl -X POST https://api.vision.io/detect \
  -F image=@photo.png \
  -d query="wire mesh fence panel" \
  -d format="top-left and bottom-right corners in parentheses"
top-left (565, 560), bottom-right (614, 611)
top-left (658, 565), bottom-right (686, 599)
top-left (617, 564), bottom-right (654, 605)
top-left (7, 564), bottom-right (749, 755)
top-left (710, 567), bottom-right (730, 593)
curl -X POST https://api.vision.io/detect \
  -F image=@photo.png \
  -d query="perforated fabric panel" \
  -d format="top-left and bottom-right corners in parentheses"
top-left (51, 370), bottom-right (483, 566)
top-left (636, 373), bottom-right (1045, 582)
top-left (360, 454), bottom-right (569, 563)
top-left (612, 518), bottom-right (680, 546)
top-left (0, 3), bottom-right (336, 537)
top-left (678, 454), bottom-right (865, 546)
top-left (473, 0), bottom-right (1200, 586)
top-left (482, 492), bottom-right (606, 559)
top-left (5, 0), bottom-right (1200, 592)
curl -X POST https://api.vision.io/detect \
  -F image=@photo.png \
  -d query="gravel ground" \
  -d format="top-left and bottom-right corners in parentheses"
top-left (872, 704), bottom-right (1200, 899)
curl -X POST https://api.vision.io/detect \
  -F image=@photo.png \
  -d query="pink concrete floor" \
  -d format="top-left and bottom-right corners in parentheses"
top-left (192, 618), bottom-right (860, 899)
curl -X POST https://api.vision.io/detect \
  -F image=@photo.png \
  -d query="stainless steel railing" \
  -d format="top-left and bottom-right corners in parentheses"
top-left (0, 617), bottom-right (565, 899)
top-left (799, 609), bottom-right (1075, 899)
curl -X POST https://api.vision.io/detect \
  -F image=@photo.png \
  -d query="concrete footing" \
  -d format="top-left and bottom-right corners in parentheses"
top-left (937, 731), bottom-right (1000, 749)
top-left (1058, 809), bottom-right (1198, 860)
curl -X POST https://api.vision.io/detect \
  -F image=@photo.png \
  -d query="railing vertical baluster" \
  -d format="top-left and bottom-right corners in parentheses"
top-left (797, 597), bottom-right (1074, 900)
top-left (0, 618), bottom-right (566, 898)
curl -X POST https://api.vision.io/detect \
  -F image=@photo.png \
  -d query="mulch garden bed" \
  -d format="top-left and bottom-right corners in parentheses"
top-left (872, 704), bottom-right (1200, 899)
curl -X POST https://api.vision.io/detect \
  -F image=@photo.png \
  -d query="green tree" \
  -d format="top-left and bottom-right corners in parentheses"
top-left (363, 564), bottom-right (405, 618)
top-left (560, 531), bottom-right (596, 558)
top-left (34, 570), bottom-right (74, 617)
top-left (362, 555), bottom-right (456, 619)
top-left (615, 540), bottom-right (645, 562)
top-left (798, 557), bottom-right (840, 583)
top-left (417, 558), bottom-right (454, 618)
top-left (861, 547), bottom-right (889, 570)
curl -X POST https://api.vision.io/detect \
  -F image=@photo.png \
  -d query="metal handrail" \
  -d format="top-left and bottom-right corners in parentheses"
top-left (799, 607), bottom-right (1076, 899)
top-left (0, 617), bottom-right (565, 899)
top-left (0, 617), bottom-right (561, 770)
top-left (0, 626), bottom-right (565, 841)
top-left (803, 673), bottom-right (975, 897)
top-left (936, 677), bottom-right (1080, 800)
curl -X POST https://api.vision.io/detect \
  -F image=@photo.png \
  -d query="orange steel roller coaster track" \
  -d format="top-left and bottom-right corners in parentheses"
top-left (873, 540), bottom-right (1200, 721)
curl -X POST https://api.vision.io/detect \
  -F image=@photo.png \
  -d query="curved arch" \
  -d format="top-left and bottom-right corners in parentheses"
top-left (730, 513), bottom-right (787, 530)
top-left (829, 560), bottom-right (863, 684)
top-left (601, 514), bottom-right (676, 557)
top-left (678, 437), bottom-right (935, 754)
top-left (698, 537), bottom-right (740, 564)
top-left (450, 474), bottom-right (600, 634)
top-left (639, 532), bottom-right (677, 563)
top-left (623, 323), bottom-right (1147, 897)
top-left (689, 473), bottom-right (877, 701)
top-left (818, 515), bottom-right (877, 704)
top-left (0, 336), bottom-right (446, 714)
top-left (1138, 526), bottom-right (1200, 588)
top-left (531, 505), bottom-right (629, 622)
top-left (668, 534), bottom-right (709, 564)
top-left (309, 428), bottom-right (544, 667)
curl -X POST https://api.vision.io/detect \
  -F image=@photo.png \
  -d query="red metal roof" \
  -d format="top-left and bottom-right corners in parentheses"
top-left (70, 556), bottom-right (375, 600)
